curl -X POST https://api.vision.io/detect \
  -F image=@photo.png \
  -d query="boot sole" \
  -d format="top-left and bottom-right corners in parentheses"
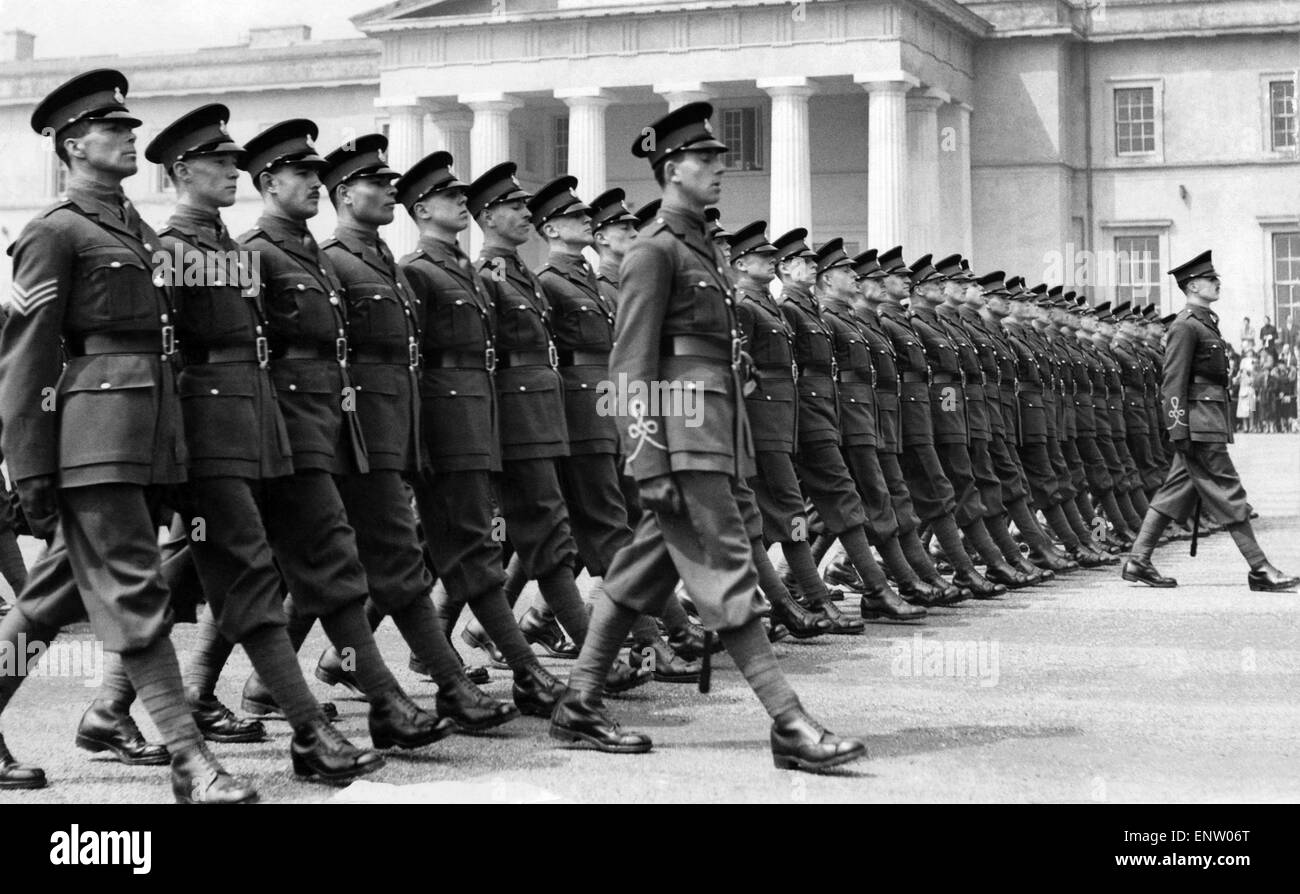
top-left (175, 791), bottom-right (259, 804)
top-left (772, 746), bottom-right (868, 773)
top-left (240, 697), bottom-right (285, 720)
top-left (605, 671), bottom-right (654, 695)
top-left (548, 724), bottom-right (652, 754)
top-left (292, 753), bottom-right (387, 784)
top-left (859, 612), bottom-right (927, 623)
top-left (198, 727), bottom-right (267, 745)
top-left (75, 734), bottom-right (170, 766)
top-left (1248, 582), bottom-right (1298, 592)
top-left (0, 776), bottom-right (47, 790)
top-left (1121, 570), bottom-right (1177, 588)
top-left (314, 666), bottom-right (369, 699)
top-left (653, 671), bottom-right (701, 683)
top-left (446, 706), bottom-right (521, 733)
top-left (370, 722), bottom-right (456, 750)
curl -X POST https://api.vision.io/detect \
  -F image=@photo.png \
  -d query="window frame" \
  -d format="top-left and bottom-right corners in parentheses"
top-left (551, 115), bottom-right (569, 178)
top-left (1261, 72), bottom-right (1298, 154)
top-left (1107, 77), bottom-right (1164, 164)
top-left (1271, 230), bottom-right (1300, 330)
top-left (717, 105), bottom-right (764, 173)
top-left (1112, 233), bottom-right (1162, 310)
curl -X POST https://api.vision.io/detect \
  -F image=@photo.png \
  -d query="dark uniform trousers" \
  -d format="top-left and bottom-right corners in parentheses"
top-left (401, 235), bottom-right (505, 609)
top-left (477, 247), bottom-right (578, 579)
top-left (325, 228), bottom-right (432, 617)
top-left (541, 252), bottom-right (631, 577)
top-left (1, 188), bottom-right (188, 653)
top-left (1149, 444), bottom-right (1250, 524)
top-left (604, 206), bottom-right (763, 632)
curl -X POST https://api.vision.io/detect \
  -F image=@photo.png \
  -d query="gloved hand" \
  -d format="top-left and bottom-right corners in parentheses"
top-left (639, 473), bottom-right (684, 516)
top-left (738, 349), bottom-right (758, 397)
top-left (16, 474), bottom-right (58, 540)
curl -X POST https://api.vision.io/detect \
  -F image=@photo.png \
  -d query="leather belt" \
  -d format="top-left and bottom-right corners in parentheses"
top-left (72, 330), bottom-right (177, 357)
top-left (189, 339), bottom-right (270, 368)
top-left (497, 346), bottom-right (558, 369)
top-left (280, 338), bottom-right (348, 365)
top-left (662, 335), bottom-right (739, 363)
top-left (874, 382), bottom-right (899, 394)
top-left (1015, 383), bottom-right (1042, 394)
top-left (930, 372), bottom-right (962, 384)
top-left (353, 343), bottom-right (420, 368)
top-left (557, 349), bottom-right (608, 367)
top-left (1192, 375), bottom-right (1227, 386)
top-left (757, 364), bottom-right (796, 377)
top-left (799, 364), bottom-right (835, 378)
top-left (899, 371), bottom-right (928, 384)
top-left (838, 369), bottom-right (874, 385)
top-left (426, 349), bottom-right (496, 372)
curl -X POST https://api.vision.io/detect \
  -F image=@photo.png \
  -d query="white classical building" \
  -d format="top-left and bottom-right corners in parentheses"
top-left (1, 0), bottom-right (1297, 335)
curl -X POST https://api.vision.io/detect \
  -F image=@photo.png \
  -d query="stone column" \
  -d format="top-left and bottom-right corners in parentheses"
top-left (653, 82), bottom-right (711, 112)
top-left (906, 87), bottom-right (945, 254)
top-left (461, 93), bottom-right (523, 257)
top-left (855, 73), bottom-right (918, 251)
top-left (953, 101), bottom-right (973, 260)
top-left (429, 106), bottom-right (475, 252)
top-left (759, 77), bottom-right (815, 238)
top-left (376, 96), bottom-right (426, 256)
top-left (556, 88), bottom-right (612, 197)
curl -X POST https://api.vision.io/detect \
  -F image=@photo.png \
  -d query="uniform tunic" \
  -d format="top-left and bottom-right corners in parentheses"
top-left (855, 305), bottom-right (922, 535)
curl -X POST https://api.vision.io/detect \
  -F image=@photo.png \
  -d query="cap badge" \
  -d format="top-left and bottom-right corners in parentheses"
top-left (303, 134), bottom-right (315, 148)
top-left (376, 148), bottom-right (387, 162)
top-left (702, 119), bottom-right (713, 134)
top-left (112, 86), bottom-right (125, 104)
top-left (510, 175), bottom-right (521, 189)
top-left (218, 121), bottom-right (229, 135)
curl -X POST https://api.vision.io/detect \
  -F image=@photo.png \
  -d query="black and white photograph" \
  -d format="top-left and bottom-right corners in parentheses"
top-left (0, 0), bottom-right (1296, 862)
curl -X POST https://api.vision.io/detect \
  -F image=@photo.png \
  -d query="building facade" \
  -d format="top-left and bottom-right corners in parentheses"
top-left (0, 0), bottom-right (1297, 336)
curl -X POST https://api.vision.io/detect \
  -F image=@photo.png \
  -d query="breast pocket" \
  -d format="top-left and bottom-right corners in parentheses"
top-left (271, 273), bottom-right (337, 342)
top-left (497, 302), bottom-right (546, 351)
top-left (76, 246), bottom-right (158, 324)
top-left (427, 291), bottom-right (487, 351)
top-left (680, 277), bottom-right (729, 333)
top-left (178, 368), bottom-right (259, 461)
top-left (561, 303), bottom-right (613, 350)
top-left (346, 282), bottom-right (409, 342)
top-left (57, 356), bottom-right (159, 468)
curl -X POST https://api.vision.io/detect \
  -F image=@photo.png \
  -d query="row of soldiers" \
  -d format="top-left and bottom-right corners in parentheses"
top-left (1, 71), bottom-right (1293, 802)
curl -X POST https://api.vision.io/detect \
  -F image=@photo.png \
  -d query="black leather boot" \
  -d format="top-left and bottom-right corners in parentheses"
top-left (314, 647), bottom-right (367, 698)
top-left (410, 652), bottom-right (490, 685)
top-left (0, 734), bottom-right (45, 790)
top-left (770, 706), bottom-right (867, 772)
top-left (241, 673), bottom-right (337, 721)
top-left (823, 559), bottom-right (869, 594)
top-left (436, 673), bottom-right (520, 732)
top-left (187, 687), bottom-right (267, 743)
top-left (1121, 557), bottom-right (1177, 588)
top-left (1029, 548), bottom-right (1078, 573)
top-left (512, 662), bottom-right (565, 717)
top-left (291, 716), bottom-right (386, 783)
top-left (952, 568), bottom-right (1006, 599)
top-left (75, 699), bottom-right (169, 765)
top-left (768, 585), bottom-right (833, 638)
top-left (519, 607), bottom-right (579, 659)
top-left (922, 576), bottom-right (969, 605)
top-left (628, 639), bottom-right (702, 683)
top-left (662, 616), bottom-right (724, 661)
top-left (1247, 562), bottom-right (1299, 592)
top-left (810, 598), bottom-right (866, 634)
top-left (605, 657), bottom-right (653, 694)
top-left (984, 560), bottom-right (1037, 590)
top-left (549, 688), bottom-right (652, 753)
top-left (171, 742), bottom-right (258, 804)
top-left (368, 686), bottom-right (456, 750)
top-left (459, 626), bottom-right (510, 669)
top-left (859, 585), bottom-right (927, 622)
top-left (1011, 556), bottom-right (1051, 583)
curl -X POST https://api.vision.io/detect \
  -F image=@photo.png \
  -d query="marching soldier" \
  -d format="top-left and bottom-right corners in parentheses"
top-left (727, 220), bottom-right (835, 636)
top-left (1123, 251), bottom-right (1298, 591)
top-left (0, 70), bottom-right (255, 801)
top-left (302, 135), bottom-right (519, 730)
top-left (467, 162), bottom-right (647, 692)
top-left (142, 105), bottom-right (383, 780)
top-left (550, 102), bottom-right (865, 771)
top-left (230, 119), bottom-right (454, 749)
top-left (393, 150), bottom-right (567, 716)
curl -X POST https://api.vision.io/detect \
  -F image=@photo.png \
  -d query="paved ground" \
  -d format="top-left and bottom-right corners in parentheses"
top-left (1, 434), bottom-right (1297, 804)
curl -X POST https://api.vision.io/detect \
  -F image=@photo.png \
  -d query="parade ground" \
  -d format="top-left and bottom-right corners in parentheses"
top-left (2, 434), bottom-right (1297, 805)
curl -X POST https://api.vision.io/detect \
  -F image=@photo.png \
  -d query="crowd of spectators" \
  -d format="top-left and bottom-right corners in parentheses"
top-left (1230, 313), bottom-right (1299, 433)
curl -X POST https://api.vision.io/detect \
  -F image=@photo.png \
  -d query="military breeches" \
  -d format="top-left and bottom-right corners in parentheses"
top-left (968, 437), bottom-right (1005, 519)
top-left (794, 442), bottom-right (868, 534)
top-left (898, 444), bottom-right (958, 522)
top-left (1017, 441), bottom-right (1062, 510)
top-left (497, 458), bottom-right (578, 578)
top-left (558, 453), bottom-right (632, 577)
top-left (1075, 436), bottom-right (1114, 494)
top-left (987, 434), bottom-right (1027, 505)
top-left (412, 469), bottom-right (505, 606)
top-left (840, 444), bottom-right (899, 544)
top-left (55, 484), bottom-right (174, 653)
top-left (176, 477), bottom-right (288, 643)
top-left (603, 471), bottom-right (765, 632)
top-left (1045, 436), bottom-right (1077, 501)
top-left (1148, 443), bottom-right (1252, 526)
top-left (1112, 435), bottom-right (1142, 491)
top-left (1127, 429), bottom-right (1162, 493)
top-left (1060, 439), bottom-right (1088, 500)
top-left (337, 470), bottom-right (433, 616)
top-left (877, 451), bottom-right (922, 535)
top-left (935, 442), bottom-right (987, 527)
top-left (749, 450), bottom-right (808, 544)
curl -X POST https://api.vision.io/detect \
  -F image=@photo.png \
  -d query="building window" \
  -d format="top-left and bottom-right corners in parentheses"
top-left (720, 107), bottom-right (763, 171)
top-left (51, 155), bottom-right (68, 197)
top-left (1269, 79), bottom-right (1296, 151)
top-left (1274, 231), bottom-right (1300, 331)
top-left (552, 116), bottom-right (568, 177)
top-left (1114, 87), bottom-right (1156, 155)
top-left (1114, 235), bottom-right (1161, 307)
top-left (156, 164), bottom-right (175, 195)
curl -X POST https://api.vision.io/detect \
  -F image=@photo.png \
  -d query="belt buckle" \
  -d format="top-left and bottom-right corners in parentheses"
top-left (161, 325), bottom-right (176, 357)
top-left (336, 337), bottom-right (349, 366)
top-left (871, 366), bottom-right (877, 389)
top-left (255, 336), bottom-right (269, 369)
top-left (548, 342), bottom-right (559, 369)
top-left (408, 339), bottom-right (420, 370)
top-left (791, 361), bottom-right (799, 382)
top-left (829, 356), bottom-right (838, 379)
top-left (485, 346), bottom-right (497, 374)
top-left (731, 338), bottom-right (743, 368)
